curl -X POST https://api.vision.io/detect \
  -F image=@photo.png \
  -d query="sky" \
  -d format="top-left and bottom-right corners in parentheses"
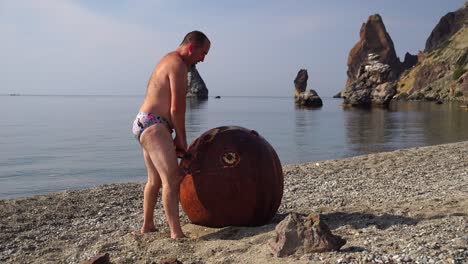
top-left (1, 0), bottom-right (466, 97)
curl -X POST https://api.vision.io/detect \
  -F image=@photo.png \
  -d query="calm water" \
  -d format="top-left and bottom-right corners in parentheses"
top-left (1, 95), bottom-right (467, 199)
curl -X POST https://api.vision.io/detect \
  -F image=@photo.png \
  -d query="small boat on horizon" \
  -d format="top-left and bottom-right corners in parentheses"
top-left (9, 93), bottom-right (20, 96)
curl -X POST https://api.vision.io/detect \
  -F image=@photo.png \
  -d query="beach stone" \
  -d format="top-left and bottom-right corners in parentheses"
top-left (80, 252), bottom-right (110, 264)
top-left (179, 126), bottom-right (284, 227)
top-left (158, 257), bottom-right (182, 264)
top-left (268, 212), bottom-right (346, 257)
top-left (452, 238), bottom-right (467, 249)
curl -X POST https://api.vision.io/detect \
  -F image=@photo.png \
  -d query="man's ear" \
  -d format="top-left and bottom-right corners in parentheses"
top-left (188, 43), bottom-right (193, 55)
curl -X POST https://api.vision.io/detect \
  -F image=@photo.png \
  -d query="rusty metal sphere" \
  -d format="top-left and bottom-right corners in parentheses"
top-left (179, 126), bottom-right (284, 227)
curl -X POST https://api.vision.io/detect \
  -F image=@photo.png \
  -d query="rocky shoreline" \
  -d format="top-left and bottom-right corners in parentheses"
top-left (1, 141), bottom-right (467, 263)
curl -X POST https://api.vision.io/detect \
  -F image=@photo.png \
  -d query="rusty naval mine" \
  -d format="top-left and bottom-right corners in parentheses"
top-left (179, 126), bottom-right (284, 227)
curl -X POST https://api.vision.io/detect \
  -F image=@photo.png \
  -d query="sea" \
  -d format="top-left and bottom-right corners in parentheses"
top-left (1, 95), bottom-right (468, 199)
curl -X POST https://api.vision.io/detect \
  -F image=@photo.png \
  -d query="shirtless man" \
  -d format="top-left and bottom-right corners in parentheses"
top-left (132, 31), bottom-right (210, 239)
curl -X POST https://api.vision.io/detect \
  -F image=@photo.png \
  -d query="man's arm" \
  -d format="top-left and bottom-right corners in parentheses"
top-left (169, 61), bottom-right (188, 153)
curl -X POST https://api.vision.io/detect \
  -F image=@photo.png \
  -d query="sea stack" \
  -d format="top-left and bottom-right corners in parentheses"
top-left (341, 14), bottom-right (418, 107)
top-left (294, 69), bottom-right (323, 107)
top-left (187, 65), bottom-right (209, 99)
top-left (346, 14), bottom-right (404, 87)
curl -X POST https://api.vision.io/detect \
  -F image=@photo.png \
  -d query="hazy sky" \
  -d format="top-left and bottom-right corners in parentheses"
top-left (1, 0), bottom-right (465, 96)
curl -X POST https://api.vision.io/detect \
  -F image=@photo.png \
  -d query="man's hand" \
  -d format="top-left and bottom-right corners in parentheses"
top-left (174, 135), bottom-right (187, 158)
top-left (176, 149), bottom-right (187, 159)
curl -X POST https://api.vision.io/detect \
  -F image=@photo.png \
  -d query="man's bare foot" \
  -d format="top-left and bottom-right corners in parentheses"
top-left (171, 233), bottom-right (187, 240)
top-left (140, 226), bottom-right (157, 234)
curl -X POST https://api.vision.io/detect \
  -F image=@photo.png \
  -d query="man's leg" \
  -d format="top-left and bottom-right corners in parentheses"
top-left (140, 124), bottom-right (185, 239)
top-left (141, 148), bottom-right (162, 233)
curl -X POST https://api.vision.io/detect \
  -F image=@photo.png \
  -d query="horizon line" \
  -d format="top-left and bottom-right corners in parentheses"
top-left (1, 93), bottom-right (329, 98)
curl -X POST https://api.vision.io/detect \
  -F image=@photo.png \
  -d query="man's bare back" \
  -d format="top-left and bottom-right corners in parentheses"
top-left (131, 31), bottom-right (210, 239)
top-left (138, 52), bottom-right (187, 129)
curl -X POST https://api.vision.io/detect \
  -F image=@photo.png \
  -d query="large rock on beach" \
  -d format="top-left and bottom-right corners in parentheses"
top-left (80, 253), bottom-right (110, 264)
top-left (187, 65), bottom-right (208, 99)
top-left (293, 69), bottom-right (323, 107)
top-left (268, 213), bottom-right (346, 257)
top-left (179, 126), bottom-right (284, 227)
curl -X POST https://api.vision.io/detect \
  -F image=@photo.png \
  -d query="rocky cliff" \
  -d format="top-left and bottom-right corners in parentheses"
top-left (342, 3), bottom-right (468, 105)
top-left (395, 3), bottom-right (468, 102)
top-left (425, 3), bottom-right (468, 52)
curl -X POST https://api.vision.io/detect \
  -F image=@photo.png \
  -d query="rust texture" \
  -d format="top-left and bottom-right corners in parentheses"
top-left (179, 126), bottom-right (284, 227)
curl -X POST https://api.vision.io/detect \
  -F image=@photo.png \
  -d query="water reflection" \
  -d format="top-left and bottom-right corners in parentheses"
top-left (186, 98), bottom-right (209, 142)
top-left (343, 101), bottom-right (468, 155)
top-left (395, 101), bottom-right (468, 144)
top-left (183, 97), bottom-right (468, 164)
top-left (294, 104), bottom-right (323, 110)
top-left (293, 108), bottom-right (315, 162)
top-left (343, 106), bottom-right (391, 154)
top-left (292, 101), bottom-right (349, 163)
top-left (186, 97), bottom-right (208, 110)
top-left (2, 96), bottom-right (468, 198)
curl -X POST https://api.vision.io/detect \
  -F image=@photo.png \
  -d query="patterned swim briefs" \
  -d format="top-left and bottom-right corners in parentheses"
top-left (132, 112), bottom-right (173, 141)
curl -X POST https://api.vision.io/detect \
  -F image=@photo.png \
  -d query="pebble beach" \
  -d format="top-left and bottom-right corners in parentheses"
top-left (1, 141), bottom-right (467, 263)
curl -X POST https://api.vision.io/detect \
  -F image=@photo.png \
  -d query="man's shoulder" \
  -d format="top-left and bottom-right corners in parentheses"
top-left (159, 52), bottom-right (186, 73)
top-left (162, 52), bottom-right (183, 65)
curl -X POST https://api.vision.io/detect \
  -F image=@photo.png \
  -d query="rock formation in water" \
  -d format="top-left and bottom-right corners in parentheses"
top-left (187, 65), bottom-right (208, 99)
top-left (342, 53), bottom-right (397, 107)
top-left (294, 69), bottom-right (308, 95)
top-left (294, 69), bottom-right (323, 107)
top-left (341, 3), bottom-right (468, 105)
top-left (332, 91), bottom-right (342, 98)
top-left (345, 14), bottom-right (407, 87)
top-left (395, 3), bottom-right (468, 102)
top-left (340, 14), bottom-right (417, 106)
